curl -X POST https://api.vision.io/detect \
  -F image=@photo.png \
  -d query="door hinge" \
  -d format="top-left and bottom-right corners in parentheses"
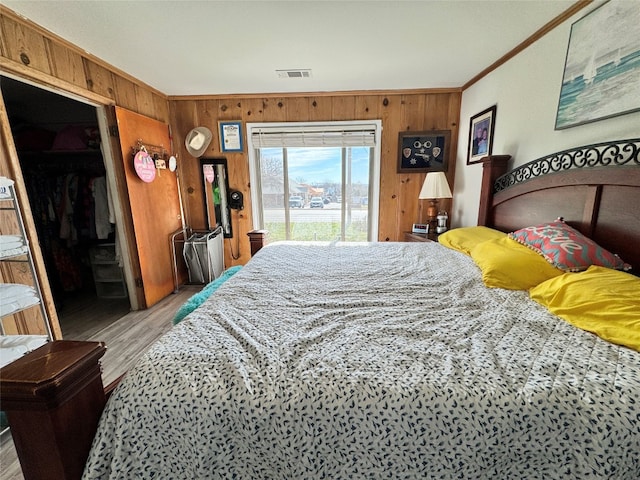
top-left (135, 277), bottom-right (143, 288)
top-left (108, 125), bottom-right (119, 137)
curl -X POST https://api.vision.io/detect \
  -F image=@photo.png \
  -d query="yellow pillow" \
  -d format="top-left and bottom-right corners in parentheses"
top-left (438, 226), bottom-right (506, 256)
top-left (530, 266), bottom-right (640, 351)
top-left (470, 236), bottom-right (563, 290)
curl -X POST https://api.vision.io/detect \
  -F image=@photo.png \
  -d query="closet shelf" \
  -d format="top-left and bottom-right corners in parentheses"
top-left (90, 244), bottom-right (127, 299)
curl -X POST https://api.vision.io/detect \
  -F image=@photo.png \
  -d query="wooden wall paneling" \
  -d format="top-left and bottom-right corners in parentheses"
top-left (267, 97), bottom-right (289, 123)
top-left (218, 98), bottom-right (244, 127)
top-left (220, 99), bottom-right (253, 266)
top-left (205, 98), bottom-right (225, 152)
top-left (226, 152), bottom-right (251, 265)
top-left (445, 92), bottom-right (462, 151)
top-left (1, 7), bottom-right (170, 121)
top-left (198, 100), bottom-right (219, 156)
top-left (133, 84), bottom-right (158, 120)
top-left (425, 94), bottom-right (451, 130)
top-left (112, 75), bottom-right (139, 113)
top-left (82, 59), bottom-right (116, 100)
top-left (422, 94), bottom-right (439, 128)
top-left (426, 93), bottom-right (453, 225)
top-left (0, 14), bottom-right (6, 58)
top-left (398, 171), bottom-right (422, 233)
top-left (354, 94), bottom-right (380, 121)
top-left (0, 55), bottom-right (115, 108)
top-left (0, 14), bottom-right (52, 76)
top-left (397, 93), bottom-right (427, 232)
top-left (228, 102), bottom-right (252, 265)
top-left (169, 91), bottom-right (460, 248)
top-left (400, 93), bottom-right (427, 131)
top-left (242, 97), bottom-right (266, 123)
top-left (443, 92), bottom-right (462, 218)
top-left (169, 99), bottom-right (201, 233)
top-left (47, 40), bottom-right (86, 88)
top-left (197, 98), bottom-right (218, 132)
top-left (331, 96), bottom-right (356, 120)
top-left (308, 96), bottom-right (332, 121)
top-left (285, 97), bottom-right (310, 121)
top-left (428, 92), bottom-right (458, 218)
top-left (377, 94), bottom-right (403, 241)
top-left (442, 93), bottom-right (458, 128)
top-left (153, 93), bottom-right (170, 123)
top-left (225, 150), bottom-right (251, 267)
top-left (189, 99), bottom-right (215, 229)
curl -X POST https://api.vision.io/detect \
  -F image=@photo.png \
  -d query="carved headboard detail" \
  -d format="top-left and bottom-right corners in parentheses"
top-left (478, 138), bottom-right (640, 273)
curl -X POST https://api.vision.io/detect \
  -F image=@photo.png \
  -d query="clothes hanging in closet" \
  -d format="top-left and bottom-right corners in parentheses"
top-left (24, 170), bottom-right (114, 293)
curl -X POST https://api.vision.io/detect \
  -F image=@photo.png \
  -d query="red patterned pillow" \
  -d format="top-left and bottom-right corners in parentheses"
top-left (508, 220), bottom-right (631, 272)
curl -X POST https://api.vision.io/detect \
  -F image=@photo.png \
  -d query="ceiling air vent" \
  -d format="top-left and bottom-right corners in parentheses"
top-left (276, 69), bottom-right (312, 79)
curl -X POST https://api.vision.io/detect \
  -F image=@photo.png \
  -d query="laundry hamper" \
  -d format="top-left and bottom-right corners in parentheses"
top-left (182, 226), bottom-right (224, 284)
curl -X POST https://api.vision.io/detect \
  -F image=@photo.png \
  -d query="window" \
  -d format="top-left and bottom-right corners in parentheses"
top-left (247, 121), bottom-right (381, 242)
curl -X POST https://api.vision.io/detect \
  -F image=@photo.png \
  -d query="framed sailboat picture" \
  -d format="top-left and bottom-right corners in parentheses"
top-left (555, 0), bottom-right (640, 129)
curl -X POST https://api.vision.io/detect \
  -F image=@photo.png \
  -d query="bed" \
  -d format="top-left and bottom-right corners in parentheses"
top-left (2, 138), bottom-right (639, 480)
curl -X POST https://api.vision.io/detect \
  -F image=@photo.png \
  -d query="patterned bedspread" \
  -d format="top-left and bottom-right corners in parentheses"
top-left (83, 242), bottom-right (640, 479)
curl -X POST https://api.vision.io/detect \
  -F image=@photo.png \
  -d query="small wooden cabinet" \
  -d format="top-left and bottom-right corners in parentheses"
top-left (403, 232), bottom-right (438, 243)
top-left (0, 341), bottom-right (107, 480)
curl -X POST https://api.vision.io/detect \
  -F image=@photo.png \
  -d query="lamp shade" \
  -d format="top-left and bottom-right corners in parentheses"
top-left (419, 172), bottom-right (452, 199)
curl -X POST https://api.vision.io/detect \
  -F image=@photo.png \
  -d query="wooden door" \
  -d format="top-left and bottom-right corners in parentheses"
top-left (113, 107), bottom-right (182, 308)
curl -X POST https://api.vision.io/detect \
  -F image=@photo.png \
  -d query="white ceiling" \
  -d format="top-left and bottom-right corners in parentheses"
top-left (4, 0), bottom-right (578, 96)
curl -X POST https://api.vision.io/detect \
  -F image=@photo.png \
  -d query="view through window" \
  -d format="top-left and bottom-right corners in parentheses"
top-left (248, 122), bottom-right (381, 242)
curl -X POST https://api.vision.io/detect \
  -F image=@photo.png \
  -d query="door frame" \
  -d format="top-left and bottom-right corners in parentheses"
top-left (96, 106), bottom-right (140, 308)
top-left (0, 73), bottom-right (142, 340)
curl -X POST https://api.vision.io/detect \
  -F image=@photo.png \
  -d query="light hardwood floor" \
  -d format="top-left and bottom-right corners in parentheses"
top-left (0, 285), bottom-right (200, 480)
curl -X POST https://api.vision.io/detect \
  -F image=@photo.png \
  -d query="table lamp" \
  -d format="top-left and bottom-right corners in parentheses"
top-left (418, 172), bottom-right (452, 230)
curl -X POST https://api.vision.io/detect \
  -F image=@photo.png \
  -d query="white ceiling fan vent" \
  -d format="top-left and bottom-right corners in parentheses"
top-left (276, 69), bottom-right (312, 79)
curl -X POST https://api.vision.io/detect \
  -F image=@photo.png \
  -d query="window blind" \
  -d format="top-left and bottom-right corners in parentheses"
top-left (250, 124), bottom-right (378, 148)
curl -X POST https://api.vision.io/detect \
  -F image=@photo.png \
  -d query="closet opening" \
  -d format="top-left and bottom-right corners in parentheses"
top-left (1, 76), bottom-right (132, 338)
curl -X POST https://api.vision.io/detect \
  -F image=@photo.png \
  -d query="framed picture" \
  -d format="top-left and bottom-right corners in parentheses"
top-left (555, 1), bottom-right (640, 129)
top-left (467, 105), bottom-right (497, 165)
top-left (397, 130), bottom-right (450, 173)
top-left (218, 121), bottom-right (243, 152)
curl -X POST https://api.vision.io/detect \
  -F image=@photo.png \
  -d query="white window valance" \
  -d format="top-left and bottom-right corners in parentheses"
top-left (250, 123), bottom-right (378, 148)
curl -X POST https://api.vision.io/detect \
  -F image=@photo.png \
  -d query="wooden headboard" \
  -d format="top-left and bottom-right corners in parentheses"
top-left (478, 138), bottom-right (640, 273)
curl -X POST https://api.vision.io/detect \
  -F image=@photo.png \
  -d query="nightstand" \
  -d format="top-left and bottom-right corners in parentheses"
top-left (404, 232), bottom-right (438, 242)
